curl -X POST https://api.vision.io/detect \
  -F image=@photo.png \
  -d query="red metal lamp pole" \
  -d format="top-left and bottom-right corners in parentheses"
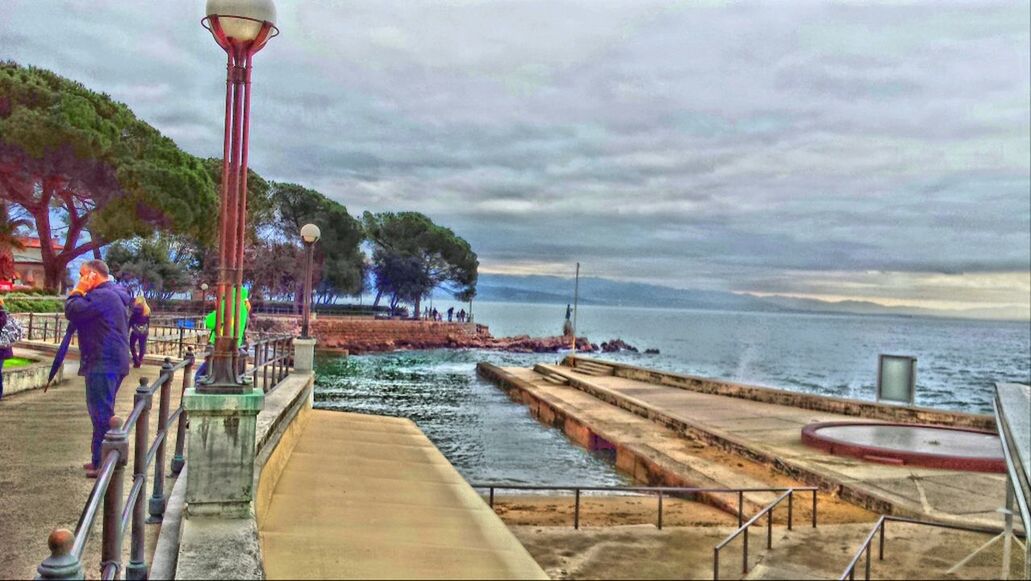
top-left (199, 5), bottom-right (278, 393)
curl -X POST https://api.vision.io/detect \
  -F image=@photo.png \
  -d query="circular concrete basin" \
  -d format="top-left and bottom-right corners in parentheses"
top-left (801, 421), bottom-right (1005, 473)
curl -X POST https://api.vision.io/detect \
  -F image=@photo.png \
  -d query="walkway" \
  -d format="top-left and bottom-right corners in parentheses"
top-left (0, 347), bottom-right (188, 579)
top-left (531, 362), bottom-right (1009, 527)
top-left (260, 410), bottom-right (547, 580)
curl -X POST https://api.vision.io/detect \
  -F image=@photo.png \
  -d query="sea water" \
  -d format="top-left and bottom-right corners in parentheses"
top-left (314, 302), bottom-right (1030, 484)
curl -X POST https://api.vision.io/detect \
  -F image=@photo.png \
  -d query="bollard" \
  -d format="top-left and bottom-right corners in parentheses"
top-left (171, 350), bottom-right (195, 475)
top-left (36, 529), bottom-right (83, 580)
top-left (101, 417), bottom-right (128, 579)
top-left (657, 491), bottom-right (663, 530)
top-left (148, 359), bottom-right (174, 522)
top-left (126, 380), bottom-right (152, 580)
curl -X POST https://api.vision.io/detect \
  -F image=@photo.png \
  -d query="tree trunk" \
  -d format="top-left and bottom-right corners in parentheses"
top-left (413, 295), bottom-right (422, 319)
top-left (372, 288), bottom-right (383, 307)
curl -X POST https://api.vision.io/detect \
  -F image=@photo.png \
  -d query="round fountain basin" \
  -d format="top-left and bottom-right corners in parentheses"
top-left (801, 421), bottom-right (1005, 473)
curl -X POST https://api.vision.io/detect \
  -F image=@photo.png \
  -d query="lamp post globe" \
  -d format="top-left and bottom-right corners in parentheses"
top-left (198, 0), bottom-right (278, 393)
top-left (300, 224), bottom-right (321, 245)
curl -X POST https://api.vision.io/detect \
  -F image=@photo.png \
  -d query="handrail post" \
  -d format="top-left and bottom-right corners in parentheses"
top-left (178, 327), bottom-right (185, 359)
top-left (101, 417), bottom-right (128, 580)
top-left (148, 359), bottom-right (174, 523)
top-left (878, 520), bottom-right (885, 560)
top-left (28, 312), bottom-right (35, 340)
top-left (742, 524), bottom-right (749, 574)
top-left (787, 490), bottom-right (793, 531)
top-left (172, 350), bottom-right (195, 475)
top-left (36, 529), bottom-right (83, 580)
top-left (812, 490), bottom-right (818, 527)
top-left (126, 381), bottom-right (152, 580)
top-left (737, 491), bottom-right (744, 527)
top-left (489, 487), bottom-right (494, 508)
top-left (767, 506), bottom-right (773, 549)
top-left (657, 491), bottom-right (663, 530)
top-left (712, 547), bottom-right (719, 581)
top-left (864, 544), bottom-right (872, 580)
top-left (574, 488), bottom-right (580, 530)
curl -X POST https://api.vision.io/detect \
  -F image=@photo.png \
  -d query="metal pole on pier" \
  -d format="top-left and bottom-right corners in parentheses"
top-left (571, 262), bottom-right (580, 352)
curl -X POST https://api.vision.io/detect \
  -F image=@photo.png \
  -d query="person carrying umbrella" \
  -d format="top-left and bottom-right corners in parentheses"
top-left (129, 296), bottom-right (151, 368)
top-left (65, 260), bottom-right (132, 478)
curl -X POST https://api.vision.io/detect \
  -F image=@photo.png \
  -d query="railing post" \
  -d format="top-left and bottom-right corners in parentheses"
top-left (767, 506), bottom-right (773, 549)
top-left (178, 327), bottom-right (185, 359)
top-left (657, 491), bottom-right (663, 530)
top-left (489, 487), bottom-right (494, 508)
top-left (148, 359), bottom-right (174, 523)
top-left (864, 544), bottom-right (872, 580)
top-left (812, 490), bottom-right (818, 528)
top-left (742, 525), bottom-right (749, 574)
top-left (712, 547), bottom-right (719, 581)
top-left (36, 529), bottom-right (83, 580)
top-left (28, 312), bottom-right (35, 340)
top-left (126, 380), bottom-right (152, 580)
top-left (101, 417), bottom-right (128, 580)
top-left (737, 491), bottom-right (744, 527)
top-left (43, 318), bottom-right (49, 343)
top-left (172, 349), bottom-right (195, 475)
top-left (878, 520), bottom-right (885, 560)
top-left (574, 488), bottom-right (580, 530)
top-left (787, 490), bottom-right (793, 531)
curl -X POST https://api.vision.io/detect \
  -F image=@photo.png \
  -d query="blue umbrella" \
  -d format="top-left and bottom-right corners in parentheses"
top-left (45, 323), bottom-right (75, 392)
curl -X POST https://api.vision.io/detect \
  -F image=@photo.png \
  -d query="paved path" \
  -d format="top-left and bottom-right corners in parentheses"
top-left (260, 410), bottom-right (547, 579)
top-left (0, 347), bottom-right (187, 579)
top-left (535, 363), bottom-right (1009, 528)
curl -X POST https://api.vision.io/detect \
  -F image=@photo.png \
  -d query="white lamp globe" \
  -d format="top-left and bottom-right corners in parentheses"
top-left (300, 224), bottom-right (321, 244)
top-left (207, 0), bottom-right (277, 42)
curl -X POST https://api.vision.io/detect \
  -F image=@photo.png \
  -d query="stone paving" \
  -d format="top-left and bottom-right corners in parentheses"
top-left (532, 363), bottom-right (1012, 528)
top-left (0, 347), bottom-right (187, 580)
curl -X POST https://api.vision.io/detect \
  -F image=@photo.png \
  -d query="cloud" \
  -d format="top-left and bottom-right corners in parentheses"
top-left (1, 0), bottom-right (1028, 311)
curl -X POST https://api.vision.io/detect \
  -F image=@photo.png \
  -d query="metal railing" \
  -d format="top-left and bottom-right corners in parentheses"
top-left (247, 334), bottom-right (294, 393)
top-left (17, 312), bottom-right (68, 343)
top-left (36, 352), bottom-right (196, 580)
top-left (472, 483), bottom-right (816, 531)
top-left (14, 313), bottom-right (207, 360)
top-left (712, 488), bottom-right (816, 580)
top-left (839, 515), bottom-right (1026, 580)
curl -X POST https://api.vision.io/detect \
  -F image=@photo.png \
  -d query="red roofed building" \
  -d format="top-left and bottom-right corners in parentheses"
top-left (0, 237), bottom-right (65, 291)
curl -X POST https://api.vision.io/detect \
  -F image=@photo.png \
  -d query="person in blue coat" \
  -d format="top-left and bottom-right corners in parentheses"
top-left (0, 297), bottom-right (13, 399)
top-left (65, 260), bottom-right (132, 478)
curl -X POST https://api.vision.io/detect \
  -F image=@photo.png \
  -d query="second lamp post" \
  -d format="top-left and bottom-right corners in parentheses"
top-left (300, 224), bottom-right (321, 339)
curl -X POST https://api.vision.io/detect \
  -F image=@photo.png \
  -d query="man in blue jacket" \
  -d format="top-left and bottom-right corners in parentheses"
top-left (65, 259), bottom-right (132, 478)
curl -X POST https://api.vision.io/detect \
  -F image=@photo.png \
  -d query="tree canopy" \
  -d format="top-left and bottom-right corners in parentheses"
top-left (0, 62), bottom-right (216, 291)
top-left (363, 211), bottom-right (478, 316)
top-left (106, 236), bottom-right (194, 299)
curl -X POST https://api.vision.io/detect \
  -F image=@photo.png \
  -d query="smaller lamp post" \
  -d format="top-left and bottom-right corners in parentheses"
top-left (300, 224), bottom-right (321, 339)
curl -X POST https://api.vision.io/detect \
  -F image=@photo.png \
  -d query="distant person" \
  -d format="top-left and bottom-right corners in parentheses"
top-left (0, 297), bottom-right (16, 399)
top-left (65, 260), bottom-right (132, 478)
top-left (563, 303), bottom-right (574, 337)
top-left (128, 296), bottom-right (151, 368)
top-left (458, 309), bottom-right (466, 322)
top-left (447, 306), bottom-right (454, 322)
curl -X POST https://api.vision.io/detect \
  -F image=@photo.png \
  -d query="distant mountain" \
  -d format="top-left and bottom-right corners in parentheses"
top-left (451, 273), bottom-right (1029, 322)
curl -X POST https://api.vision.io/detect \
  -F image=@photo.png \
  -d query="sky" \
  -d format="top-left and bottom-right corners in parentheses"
top-left (2, 1), bottom-right (1029, 317)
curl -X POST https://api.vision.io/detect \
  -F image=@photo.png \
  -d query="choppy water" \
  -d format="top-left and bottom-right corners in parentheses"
top-left (314, 302), bottom-right (1030, 484)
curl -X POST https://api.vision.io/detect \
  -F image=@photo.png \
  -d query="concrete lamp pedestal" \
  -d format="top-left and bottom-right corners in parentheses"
top-left (183, 388), bottom-right (265, 518)
top-left (293, 337), bottom-right (317, 373)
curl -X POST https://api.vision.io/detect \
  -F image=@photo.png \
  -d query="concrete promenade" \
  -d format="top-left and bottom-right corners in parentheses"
top-left (0, 347), bottom-right (187, 579)
top-left (260, 409), bottom-right (547, 580)
top-left (533, 360), bottom-right (1009, 527)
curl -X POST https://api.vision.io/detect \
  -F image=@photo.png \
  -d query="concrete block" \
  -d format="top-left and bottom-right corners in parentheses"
top-left (183, 388), bottom-right (265, 518)
top-left (292, 338), bottom-right (317, 373)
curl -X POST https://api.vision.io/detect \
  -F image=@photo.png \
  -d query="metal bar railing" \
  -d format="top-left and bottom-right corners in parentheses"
top-left (839, 515), bottom-right (1024, 580)
top-left (472, 483), bottom-right (817, 536)
top-left (712, 489), bottom-right (804, 580)
top-left (13, 313), bottom-right (206, 360)
top-left (247, 334), bottom-right (294, 393)
top-left (36, 350), bottom-right (196, 580)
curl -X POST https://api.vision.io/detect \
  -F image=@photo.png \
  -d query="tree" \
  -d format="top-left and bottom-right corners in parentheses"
top-left (0, 62), bottom-right (217, 291)
top-left (0, 201), bottom-right (27, 281)
top-left (106, 236), bottom-right (194, 300)
top-left (268, 183), bottom-right (365, 304)
top-left (363, 211), bottom-right (478, 317)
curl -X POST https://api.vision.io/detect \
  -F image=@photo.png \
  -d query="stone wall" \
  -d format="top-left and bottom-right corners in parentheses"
top-left (1, 359), bottom-right (61, 398)
top-left (564, 355), bottom-right (995, 430)
top-left (311, 318), bottom-right (488, 354)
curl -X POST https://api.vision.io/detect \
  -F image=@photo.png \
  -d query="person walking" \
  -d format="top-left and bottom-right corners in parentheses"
top-left (0, 298), bottom-right (14, 399)
top-left (195, 287), bottom-right (251, 383)
top-left (65, 260), bottom-right (132, 478)
top-left (128, 296), bottom-right (151, 368)
top-left (447, 306), bottom-right (454, 322)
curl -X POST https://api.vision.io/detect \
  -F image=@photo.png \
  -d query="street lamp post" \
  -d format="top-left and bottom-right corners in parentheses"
top-left (300, 224), bottom-right (321, 339)
top-left (199, 0), bottom-right (278, 393)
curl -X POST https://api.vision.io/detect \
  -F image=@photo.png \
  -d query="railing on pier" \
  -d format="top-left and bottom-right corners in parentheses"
top-left (247, 334), bottom-right (295, 393)
top-left (712, 488), bottom-right (816, 580)
top-left (839, 515), bottom-right (1027, 581)
top-left (14, 313), bottom-right (207, 360)
top-left (36, 352), bottom-right (196, 580)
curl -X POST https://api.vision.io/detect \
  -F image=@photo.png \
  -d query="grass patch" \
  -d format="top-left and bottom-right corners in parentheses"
top-left (3, 357), bottom-right (36, 368)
